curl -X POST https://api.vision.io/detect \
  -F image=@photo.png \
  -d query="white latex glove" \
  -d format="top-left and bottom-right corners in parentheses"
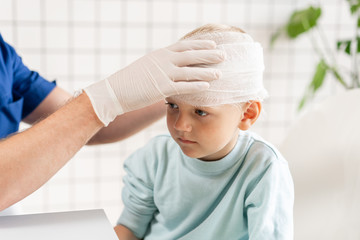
top-left (84, 40), bottom-right (224, 126)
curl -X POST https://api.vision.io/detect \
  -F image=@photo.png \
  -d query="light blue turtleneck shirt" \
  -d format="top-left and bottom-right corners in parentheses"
top-left (118, 131), bottom-right (294, 240)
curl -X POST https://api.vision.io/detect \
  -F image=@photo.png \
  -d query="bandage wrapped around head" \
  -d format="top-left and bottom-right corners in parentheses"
top-left (171, 31), bottom-right (268, 106)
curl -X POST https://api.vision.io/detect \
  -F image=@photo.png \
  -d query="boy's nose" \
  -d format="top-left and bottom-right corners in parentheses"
top-left (174, 113), bottom-right (192, 132)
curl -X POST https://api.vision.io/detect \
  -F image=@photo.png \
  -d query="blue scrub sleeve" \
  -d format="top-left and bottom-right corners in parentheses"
top-left (8, 40), bottom-right (56, 118)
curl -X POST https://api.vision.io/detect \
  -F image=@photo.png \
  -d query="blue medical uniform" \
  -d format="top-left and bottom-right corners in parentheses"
top-left (0, 34), bottom-right (56, 139)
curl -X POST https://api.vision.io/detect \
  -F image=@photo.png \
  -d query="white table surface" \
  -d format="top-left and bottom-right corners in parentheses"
top-left (0, 209), bottom-right (118, 240)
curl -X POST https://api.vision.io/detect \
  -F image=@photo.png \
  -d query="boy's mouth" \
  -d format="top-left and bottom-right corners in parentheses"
top-left (178, 138), bottom-right (197, 144)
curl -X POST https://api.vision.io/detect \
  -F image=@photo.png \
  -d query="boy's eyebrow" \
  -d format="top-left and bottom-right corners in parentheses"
top-left (165, 97), bottom-right (175, 102)
top-left (165, 97), bottom-right (217, 111)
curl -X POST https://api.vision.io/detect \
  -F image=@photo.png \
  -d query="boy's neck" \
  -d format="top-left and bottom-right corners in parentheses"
top-left (198, 131), bottom-right (239, 162)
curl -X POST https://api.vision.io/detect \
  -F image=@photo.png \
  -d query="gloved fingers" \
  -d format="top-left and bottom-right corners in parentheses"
top-left (168, 81), bottom-right (210, 95)
top-left (174, 50), bottom-right (225, 67)
top-left (167, 40), bottom-right (216, 52)
top-left (171, 67), bottom-right (222, 81)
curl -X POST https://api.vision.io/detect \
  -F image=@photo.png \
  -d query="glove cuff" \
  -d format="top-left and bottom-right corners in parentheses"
top-left (83, 79), bottom-right (124, 126)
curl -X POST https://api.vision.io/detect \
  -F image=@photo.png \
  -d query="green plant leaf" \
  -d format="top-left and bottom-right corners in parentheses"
top-left (348, 0), bottom-right (360, 15)
top-left (329, 67), bottom-right (349, 89)
top-left (310, 59), bottom-right (328, 92)
top-left (337, 40), bottom-right (352, 55)
top-left (347, 0), bottom-right (360, 14)
top-left (337, 37), bottom-right (360, 55)
top-left (286, 6), bottom-right (322, 38)
top-left (298, 95), bottom-right (307, 110)
top-left (350, 5), bottom-right (360, 14)
top-left (298, 59), bottom-right (327, 111)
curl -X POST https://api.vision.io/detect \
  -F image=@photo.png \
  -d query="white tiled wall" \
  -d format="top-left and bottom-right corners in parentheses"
top-left (0, 0), bottom-right (351, 224)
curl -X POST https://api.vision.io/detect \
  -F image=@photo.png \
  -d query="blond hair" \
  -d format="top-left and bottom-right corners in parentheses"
top-left (181, 24), bottom-right (245, 40)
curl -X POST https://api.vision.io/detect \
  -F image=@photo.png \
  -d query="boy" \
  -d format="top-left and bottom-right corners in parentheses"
top-left (114, 24), bottom-right (294, 240)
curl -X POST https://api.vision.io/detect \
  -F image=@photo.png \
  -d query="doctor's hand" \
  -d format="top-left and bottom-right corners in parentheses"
top-left (84, 40), bottom-right (224, 126)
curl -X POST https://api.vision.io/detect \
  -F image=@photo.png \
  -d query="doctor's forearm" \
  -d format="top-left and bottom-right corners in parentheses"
top-left (24, 86), bottom-right (165, 145)
top-left (86, 100), bottom-right (166, 145)
top-left (0, 93), bottom-right (103, 211)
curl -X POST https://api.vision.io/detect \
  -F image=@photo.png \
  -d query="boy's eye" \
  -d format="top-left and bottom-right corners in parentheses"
top-left (166, 102), bottom-right (178, 109)
top-left (195, 109), bottom-right (208, 117)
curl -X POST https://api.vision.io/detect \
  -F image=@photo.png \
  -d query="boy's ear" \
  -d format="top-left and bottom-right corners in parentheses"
top-left (238, 101), bottom-right (262, 131)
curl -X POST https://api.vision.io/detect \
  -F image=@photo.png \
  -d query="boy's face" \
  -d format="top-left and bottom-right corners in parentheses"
top-left (166, 97), bottom-right (243, 161)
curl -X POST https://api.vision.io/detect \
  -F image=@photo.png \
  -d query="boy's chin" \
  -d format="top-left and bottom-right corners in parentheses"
top-left (180, 148), bottom-right (205, 159)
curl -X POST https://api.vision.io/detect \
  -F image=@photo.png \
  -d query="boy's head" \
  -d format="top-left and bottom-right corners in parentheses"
top-left (166, 24), bottom-right (266, 161)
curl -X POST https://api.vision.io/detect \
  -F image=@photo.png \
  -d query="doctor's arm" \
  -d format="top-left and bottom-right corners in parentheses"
top-left (0, 91), bottom-right (165, 212)
top-left (0, 91), bottom-right (164, 212)
top-left (0, 92), bottom-right (103, 211)
top-left (23, 86), bottom-right (167, 145)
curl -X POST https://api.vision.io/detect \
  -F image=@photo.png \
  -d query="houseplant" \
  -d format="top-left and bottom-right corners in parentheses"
top-left (271, 0), bottom-right (360, 110)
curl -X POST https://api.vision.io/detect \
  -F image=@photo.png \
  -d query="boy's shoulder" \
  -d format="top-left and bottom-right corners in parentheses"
top-left (124, 134), bottom-right (176, 174)
top-left (240, 131), bottom-right (286, 165)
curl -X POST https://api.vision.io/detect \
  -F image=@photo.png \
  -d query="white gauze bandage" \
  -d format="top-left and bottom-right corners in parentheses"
top-left (171, 32), bottom-right (268, 106)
